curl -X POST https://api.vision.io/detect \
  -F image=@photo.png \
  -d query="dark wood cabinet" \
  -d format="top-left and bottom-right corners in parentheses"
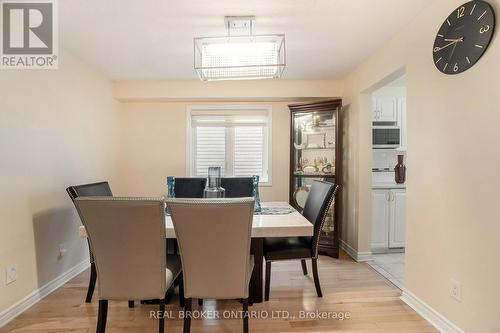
top-left (288, 100), bottom-right (343, 258)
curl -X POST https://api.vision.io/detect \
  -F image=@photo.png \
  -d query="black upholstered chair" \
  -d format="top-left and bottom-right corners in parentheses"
top-left (263, 180), bottom-right (338, 300)
top-left (220, 177), bottom-right (254, 197)
top-left (170, 177), bottom-right (206, 198)
top-left (167, 177), bottom-right (207, 257)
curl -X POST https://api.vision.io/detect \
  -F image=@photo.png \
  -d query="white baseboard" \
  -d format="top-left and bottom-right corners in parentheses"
top-left (340, 239), bottom-right (373, 262)
top-left (401, 289), bottom-right (465, 333)
top-left (0, 258), bottom-right (90, 328)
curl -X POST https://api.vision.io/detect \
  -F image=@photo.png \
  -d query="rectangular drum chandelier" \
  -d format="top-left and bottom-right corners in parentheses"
top-left (194, 16), bottom-right (286, 81)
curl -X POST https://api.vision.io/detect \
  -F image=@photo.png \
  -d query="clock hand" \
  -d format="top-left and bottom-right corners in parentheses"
top-left (434, 38), bottom-right (463, 52)
top-left (444, 37), bottom-right (464, 42)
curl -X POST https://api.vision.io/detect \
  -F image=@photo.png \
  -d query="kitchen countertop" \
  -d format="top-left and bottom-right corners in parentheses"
top-left (372, 182), bottom-right (407, 189)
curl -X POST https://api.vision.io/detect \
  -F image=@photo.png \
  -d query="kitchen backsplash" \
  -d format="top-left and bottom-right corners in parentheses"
top-left (373, 149), bottom-right (406, 170)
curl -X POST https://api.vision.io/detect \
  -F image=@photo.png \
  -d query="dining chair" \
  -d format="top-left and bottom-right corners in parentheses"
top-left (173, 177), bottom-right (255, 307)
top-left (74, 197), bottom-right (182, 333)
top-left (166, 198), bottom-right (255, 333)
top-left (220, 177), bottom-right (254, 197)
top-left (166, 177), bottom-right (207, 256)
top-left (263, 180), bottom-right (338, 301)
top-left (168, 177), bottom-right (207, 198)
top-left (66, 182), bottom-right (112, 304)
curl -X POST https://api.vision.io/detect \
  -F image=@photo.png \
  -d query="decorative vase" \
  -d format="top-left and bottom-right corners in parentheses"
top-left (203, 166), bottom-right (226, 198)
top-left (394, 155), bottom-right (406, 184)
top-left (252, 175), bottom-right (261, 212)
top-left (167, 176), bottom-right (175, 198)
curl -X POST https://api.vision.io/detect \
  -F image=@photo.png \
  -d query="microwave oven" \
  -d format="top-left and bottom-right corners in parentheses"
top-left (372, 126), bottom-right (401, 149)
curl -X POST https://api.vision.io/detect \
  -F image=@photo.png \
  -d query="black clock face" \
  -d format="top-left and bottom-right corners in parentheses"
top-left (433, 1), bottom-right (495, 74)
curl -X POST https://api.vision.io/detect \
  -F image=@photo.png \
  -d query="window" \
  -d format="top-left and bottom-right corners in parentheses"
top-left (187, 105), bottom-right (272, 184)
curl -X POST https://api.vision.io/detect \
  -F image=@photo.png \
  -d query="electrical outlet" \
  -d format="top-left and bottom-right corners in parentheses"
top-left (450, 279), bottom-right (462, 302)
top-left (5, 264), bottom-right (18, 285)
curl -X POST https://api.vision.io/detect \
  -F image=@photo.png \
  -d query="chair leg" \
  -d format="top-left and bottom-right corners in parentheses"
top-left (183, 298), bottom-right (192, 333)
top-left (311, 258), bottom-right (323, 297)
top-left (159, 296), bottom-right (166, 333)
top-left (198, 299), bottom-right (203, 306)
top-left (242, 298), bottom-right (249, 333)
top-left (86, 262), bottom-right (97, 303)
top-left (173, 239), bottom-right (178, 255)
top-left (178, 274), bottom-right (185, 307)
top-left (96, 300), bottom-right (108, 333)
top-left (301, 259), bottom-right (308, 275)
top-left (265, 261), bottom-right (271, 301)
top-left (165, 284), bottom-right (175, 304)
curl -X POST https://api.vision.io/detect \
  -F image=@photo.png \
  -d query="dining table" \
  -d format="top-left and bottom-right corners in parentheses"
top-left (78, 201), bottom-right (313, 304)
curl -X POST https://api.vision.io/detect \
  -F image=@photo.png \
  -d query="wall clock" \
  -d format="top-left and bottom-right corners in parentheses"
top-left (433, 0), bottom-right (495, 74)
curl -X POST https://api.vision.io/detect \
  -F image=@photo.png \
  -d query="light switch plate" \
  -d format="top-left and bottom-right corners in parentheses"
top-left (5, 264), bottom-right (18, 285)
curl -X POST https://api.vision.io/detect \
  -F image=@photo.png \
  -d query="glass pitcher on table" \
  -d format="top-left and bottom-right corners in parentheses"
top-left (203, 166), bottom-right (226, 198)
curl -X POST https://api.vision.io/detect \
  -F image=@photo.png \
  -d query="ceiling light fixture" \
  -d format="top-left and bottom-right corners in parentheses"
top-left (194, 16), bottom-right (286, 81)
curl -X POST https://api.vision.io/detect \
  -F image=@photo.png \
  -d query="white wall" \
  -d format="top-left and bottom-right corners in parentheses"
top-left (342, 0), bottom-right (500, 331)
top-left (0, 51), bottom-right (119, 313)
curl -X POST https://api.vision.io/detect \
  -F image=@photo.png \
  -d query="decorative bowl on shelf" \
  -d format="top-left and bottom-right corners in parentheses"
top-left (302, 165), bottom-right (318, 174)
top-left (322, 164), bottom-right (334, 174)
top-left (293, 186), bottom-right (310, 210)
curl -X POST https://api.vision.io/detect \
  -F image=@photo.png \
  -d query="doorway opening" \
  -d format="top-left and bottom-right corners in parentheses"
top-left (368, 73), bottom-right (407, 290)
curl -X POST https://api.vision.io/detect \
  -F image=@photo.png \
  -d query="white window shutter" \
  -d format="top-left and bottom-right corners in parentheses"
top-left (233, 126), bottom-right (265, 178)
top-left (194, 127), bottom-right (226, 177)
top-left (189, 106), bottom-right (271, 183)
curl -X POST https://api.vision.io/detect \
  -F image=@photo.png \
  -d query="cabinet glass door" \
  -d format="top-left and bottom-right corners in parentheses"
top-left (291, 110), bottom-right (337, 250)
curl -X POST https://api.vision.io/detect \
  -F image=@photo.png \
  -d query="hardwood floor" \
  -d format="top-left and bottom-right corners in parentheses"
top-left (0, 252), bottom-right (437, 333)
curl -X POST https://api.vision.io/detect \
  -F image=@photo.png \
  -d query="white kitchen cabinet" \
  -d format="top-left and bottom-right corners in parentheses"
top-left (372, 96), bottom-right (399, 122)
top-left (388, 189), bottom-right (406, 248)
top-left (371, 190), bottom-right (389, 249)
top-left (371, 188), bottom-right (406, 250)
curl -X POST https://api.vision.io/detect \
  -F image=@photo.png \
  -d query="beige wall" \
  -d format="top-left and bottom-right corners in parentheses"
top-left (114, 102), bottom-right (291, 201)
top-left (0, 51), bottom-right (118, 313)
top-left (342, 0), bottom-right (500, 331)
top-left (113, 80), bottom-right (344, 201)
top-left (113, 80), bottom-right (344, 102)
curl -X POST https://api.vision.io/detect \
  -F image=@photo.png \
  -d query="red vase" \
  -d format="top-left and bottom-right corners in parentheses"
top-left (394, 155), bottom-right (406, 184)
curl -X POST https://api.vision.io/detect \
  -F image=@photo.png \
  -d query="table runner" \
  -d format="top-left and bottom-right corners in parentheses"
top-left (166, 205), bottom-right (295, 216)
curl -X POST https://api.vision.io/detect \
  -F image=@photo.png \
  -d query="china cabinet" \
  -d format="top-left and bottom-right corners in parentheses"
top-left (288, 100), bottom-right (343, 258)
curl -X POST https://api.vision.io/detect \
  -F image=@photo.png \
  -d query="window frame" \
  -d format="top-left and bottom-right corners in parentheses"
top-left (186, 104), bottom-right (273, 186)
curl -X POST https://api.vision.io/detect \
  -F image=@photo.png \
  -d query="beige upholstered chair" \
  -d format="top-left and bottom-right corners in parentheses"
top-left (75, 197), bottom-right (182, 333)
top-left (166, 198), bottom-right (255, 333)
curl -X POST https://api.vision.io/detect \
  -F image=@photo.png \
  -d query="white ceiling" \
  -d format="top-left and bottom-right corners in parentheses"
top-left (60, 0), bottom-right (433, 80)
